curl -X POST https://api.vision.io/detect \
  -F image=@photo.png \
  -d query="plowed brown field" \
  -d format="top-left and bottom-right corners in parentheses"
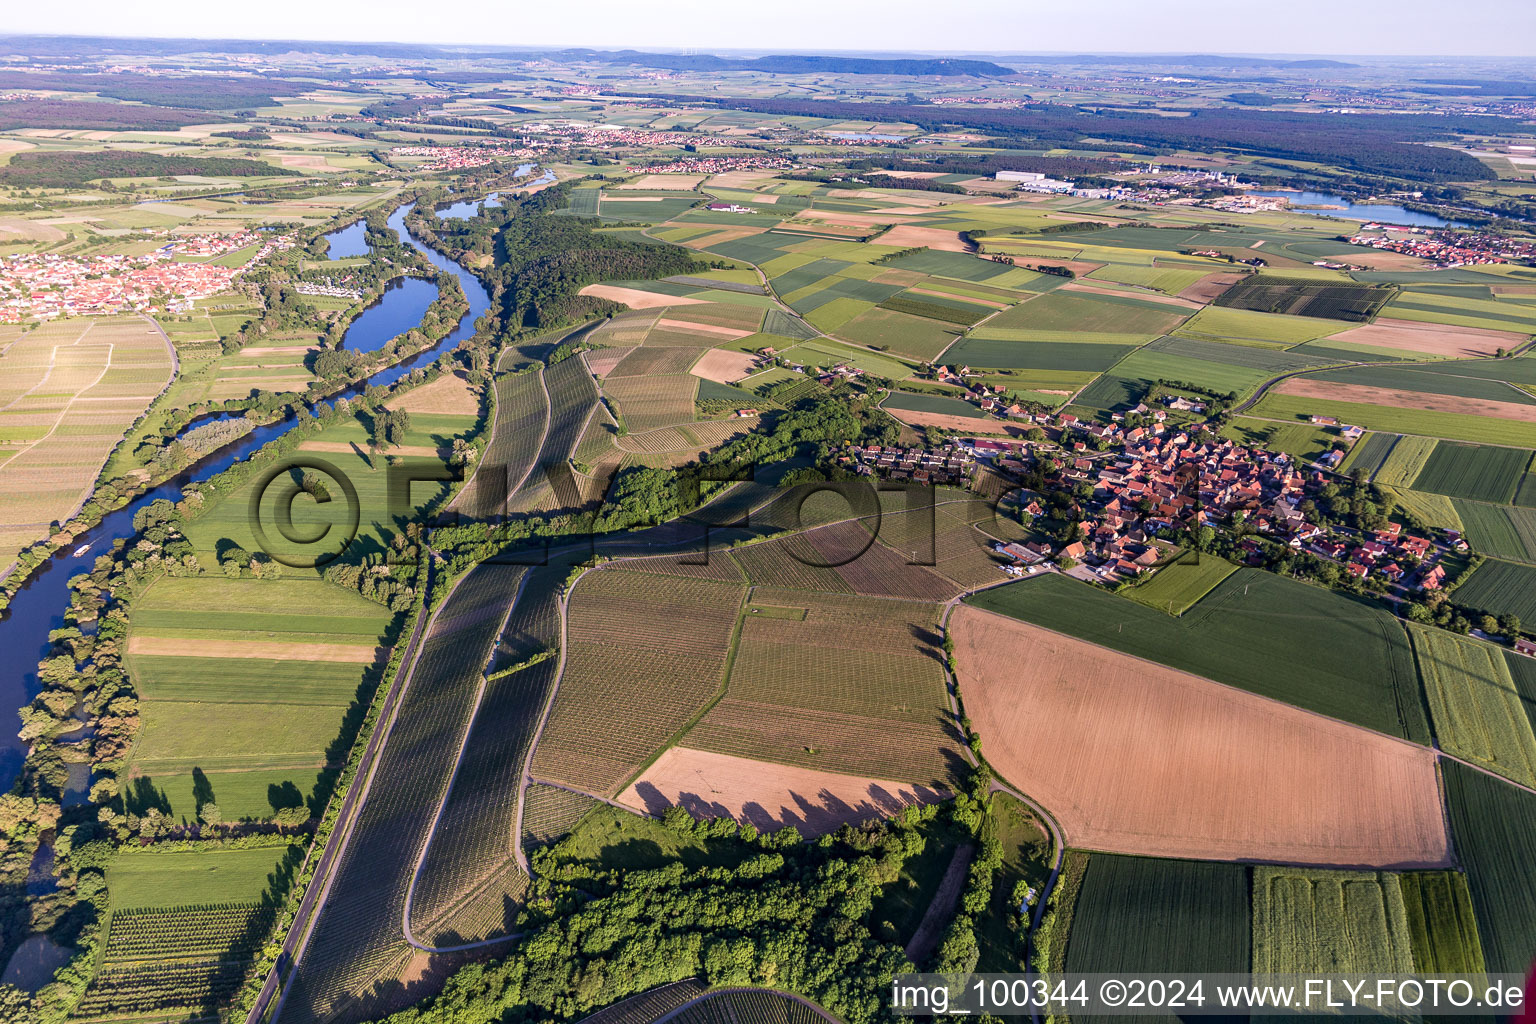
top-left (951, 604), bottom-right (1450, 867)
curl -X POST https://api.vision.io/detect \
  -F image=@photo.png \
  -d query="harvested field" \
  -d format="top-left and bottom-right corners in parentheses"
top-left (654, 317), bottom-right (755, 339)
top-left (578, 284), bottom-right (706, 309)
top-left (882, 406), bottom-right (1022, 435)
top-left (1327, 319), bottom-right (1526, 359)
top-left (1273, 377), bottom-right (1536, 424)
top-left (878, 225), bottom-right (972, 251)
top-left (618, 747), bottom-right (950, 836)
top-left (689, 347), bottom-right (758, 383)
top-left (950, 604), bottom-right (1450, 866)
top-left (615, 174), bottom-right (704, 190)
top-left (389, 371), bottom-right (479, 415)
top-left (127, 635), bottom-right (378, 664)
top-left (1177, 271), bottom-right (1247, 303)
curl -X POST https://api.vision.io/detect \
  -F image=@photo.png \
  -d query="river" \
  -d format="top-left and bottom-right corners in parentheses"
top-left (0, 203), bottom-right (493, 788)
top-left (1255, 190), bottom-right (1471, 229)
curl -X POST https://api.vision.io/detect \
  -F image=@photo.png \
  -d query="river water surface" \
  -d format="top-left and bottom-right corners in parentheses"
top-left (0, 204), bottom-right (492, 787)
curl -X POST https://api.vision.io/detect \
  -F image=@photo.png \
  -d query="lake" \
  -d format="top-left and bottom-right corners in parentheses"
top-left (1256, 190), bottom-right (1470, 229)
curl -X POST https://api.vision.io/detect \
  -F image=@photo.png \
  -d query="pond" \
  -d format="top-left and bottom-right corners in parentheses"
top-left (1255, 190), bottom-right (1471, 229)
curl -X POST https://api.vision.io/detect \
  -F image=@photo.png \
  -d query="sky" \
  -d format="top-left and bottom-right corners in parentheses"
top-left (3, 0), bottom-right (1534, 57)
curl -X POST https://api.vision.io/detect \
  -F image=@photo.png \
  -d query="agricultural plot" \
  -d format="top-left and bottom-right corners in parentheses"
top-left (968, 571), bottom-right (1430, 742)
top-left (1409, 625), bottom-right (1536, 788)
top-left (879, 248), bottom-right (1021, 283)
top-left (1339, 431), bottom-right (1397, 477)
top-left (1064, 856), bottom-right (1250, 975)
top-left (1385, 487), bottom-right (1463, 532)
top-left (835, 306), bottom-right (959, 361)
top-left (531, 568), bottom-right (745, 797)
top-left (684, 588), bottom-right (965, 788)
top-left (983, 288), bottom-right (1188, 337)
top-left (602, 374), bottom-right (698, 433)
top-left (125, 577), bottom-right (392, 820)
top-left (1124, 554), bottom-right (1237, 615)
top-left (83, 845), bottom-right (302, 1021)
top-left (408, 566), bottom-right (564, 945)
top-left (877, 290), bottom-right (994, 326)
top-left (1442, 761), bottom-right (1536, 973)
top-left (1252, 867), bottom-right (1415, 973)
top-left (1375, 435), bottom-right (1439, 488)
top-left (1219, 418), bottom-right (1337, 463)
top-left (0, 317), bottom-right (174, 573)
top-left (1452, 558), bottom-right (1536, 623)
top-left (1399, 871), bottom-right (1487, 974)
top-left (882, 391), bottom-right (988, 420)
top-left (1304, 363), bottom-right (1536, 406)
top-left (1410, 441), bottom-right (1533, 503)
top-left (1455, 501), bottom-right (1536, 562)
top-left (1386, 288), bottom-right (1536, 334)
top-left (1174, 304), bottom-right (1355, 346)
top-left (1214, 274), bottom-right (1395, 321)
top-left (778, 338), bottom-right (914, 380)
top-left (520, 783), bottom-right (600, 851)
top-left (277, 562), bottom-right (524, 1024)
top-left (940, 335), bottom-right (1141, 371)
top-left (951, 604), bottom-right (1447, 865)
top-left (1250, 391), bottom-right (1536, 448)
top-left (455, 368), bottom-right (547, 517)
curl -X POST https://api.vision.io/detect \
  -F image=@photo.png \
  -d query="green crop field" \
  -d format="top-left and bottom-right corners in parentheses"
top-left (1409, 625), bottom-right (1536, 787)
top-left (1384, 486), bottom-right (1463, 532)
top-left (1375, 434), bottom-right (1439, 487)
top-left (1518, 464), bottom-right (1536, 508)
top-left (779, 338), bottom-right (914, 380)
top-left (1411, 441), bottom-right (1533, 503)
top-left (1399, 871), bottom-right (1488, 973)
top-left (1220, 418), bottom-right (1337, 462)
top-left (940, 336), bottom-right (1142, 371)
top-left (1252, 866), bottom-right (1415, 972)
top-left (1064, 856), bottom-right (1250, 974)
top-left (1123, 554), bottom-right (1238, 615)
top-left (1442, 761), bottom-right (1536, 972)
top-left (967, 571), bottom-right (1430, 742)
top-left (985, 289), bottom-right (1188, 336)
top-left (1452, 558), bottom-right (1536, 623)
top-left (1174, 305), bottom-right (1354, 345)
top-left (1453, 500), bottom-right (1536, 562)
top-left (882, 391), bottom-right (989, 419)
top-left (1340, 431), bottom-right (1397, 476)
top-left (125, 576), bottom-right (393, 820)
top-left (835, 306), bottom-right (958, 361)
top-left (881, 248), bottom-right (1019, 282)
top-left (1508, 652), bottom-right (1536, 737)
top-left (1251, 392), bottom-right (1536, 447)
top-left (878, 292), bottom-right (992, 325)
top-left (109, 846), bottom-right (299, 909)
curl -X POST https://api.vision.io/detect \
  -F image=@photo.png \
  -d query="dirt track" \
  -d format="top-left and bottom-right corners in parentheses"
top-left (951, 605), bottom-right (1451, 867)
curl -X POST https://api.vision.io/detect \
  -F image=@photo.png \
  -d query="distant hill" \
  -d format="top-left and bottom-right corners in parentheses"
top-left (557, 49), bottom-right (1012, 77)
top-left (0, 151), bottom-right (278, 189)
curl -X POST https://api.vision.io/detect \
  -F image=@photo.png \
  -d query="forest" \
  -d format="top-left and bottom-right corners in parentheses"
top-left (628, 94), bottom-right (1504, 182)
top-left (0, 151), bottom-right (278, 189)
top-left (0, 71), bottom-right (328, 110)
top-left (0, 100), bottom-right (224, 132)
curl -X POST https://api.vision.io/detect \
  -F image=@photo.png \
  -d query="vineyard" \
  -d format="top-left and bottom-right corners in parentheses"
top-left (684, 588), bottom-right (964, 786)
top-left (530, 568), bottom-right (746, 795)
top-left (102, 902), bottom-right (275, 962)
top-left (409, 566), bottom-right (566, 944)
top-left (1409, 624), bottom-right (1536, 788)
top-left (1214, 275), bottom-right (1395, 322)
top-left (521, 783), bottom-right (601, 850)
top-left (279, 563), bottom-right (523, 1024)
top-left (603, 373), bottom-right (700, 432)
top-left (457, 368), bottom-right (548, 517)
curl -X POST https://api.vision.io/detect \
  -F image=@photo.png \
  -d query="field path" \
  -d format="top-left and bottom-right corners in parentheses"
top-left (904, 842), bottom-right (976, 964)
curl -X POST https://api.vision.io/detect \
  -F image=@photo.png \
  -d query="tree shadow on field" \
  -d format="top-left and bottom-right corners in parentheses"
top-left (122, 775), bottom-right (171, 817)
top-left (191, 767), bottom-right (216, 818)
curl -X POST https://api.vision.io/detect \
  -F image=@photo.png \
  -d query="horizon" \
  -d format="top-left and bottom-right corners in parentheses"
top-left (3, 0), bottom-right (1534, 59)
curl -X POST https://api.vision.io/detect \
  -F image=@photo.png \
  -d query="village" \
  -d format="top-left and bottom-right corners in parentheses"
top-left (0, 230), bottom-right (294, 322)
top-left (1345, 226), bottom-right (1536, 267)
top-left (843, 396), bottom-right (1459, 596)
